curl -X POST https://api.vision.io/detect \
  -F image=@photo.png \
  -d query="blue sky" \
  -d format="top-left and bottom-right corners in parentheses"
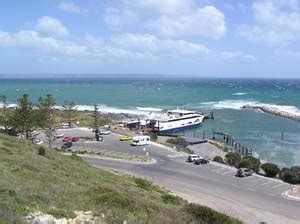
top-left (0, 0), bottom-right (300, 78)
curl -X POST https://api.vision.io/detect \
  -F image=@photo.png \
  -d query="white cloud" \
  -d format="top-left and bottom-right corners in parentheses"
top-left (126, 0), bottom-right (193, 14)
top-left (0, 29), bottom-right (254, 61)
top-left (58, 1), bottom-right (87, 14)
top-left (104, 8), bottom-right (137, 31)
top-left (0, 30), bottom-right (86, 56)
top-left (35, 16), bottom-right (69, 37)
top-left (148, 5), bottom-right (226, 39)
top-left (112, 33), bottom-right (212, 57)
top-left (106, 1), bottom-right (226, 39)
top-left (220, 51), bottom-right (255, 60)
top-left (238, 0), bottom-right (300, 45)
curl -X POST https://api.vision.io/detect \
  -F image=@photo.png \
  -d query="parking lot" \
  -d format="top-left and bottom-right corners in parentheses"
top-left (37, 127), bottom-right (300, 223)
top-left (184, 162), bottom-right (292, 195)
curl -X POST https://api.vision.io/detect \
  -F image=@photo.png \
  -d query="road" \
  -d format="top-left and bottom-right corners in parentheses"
top-left (40, 129), bottom-right (300, 223)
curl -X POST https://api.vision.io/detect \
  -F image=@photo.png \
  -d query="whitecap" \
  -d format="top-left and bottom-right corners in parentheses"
top-left (232, 92), bottom-right (248, 96)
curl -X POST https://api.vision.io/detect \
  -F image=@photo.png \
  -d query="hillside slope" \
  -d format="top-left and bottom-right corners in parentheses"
top-left (0, 133), bottom-right (241, 223)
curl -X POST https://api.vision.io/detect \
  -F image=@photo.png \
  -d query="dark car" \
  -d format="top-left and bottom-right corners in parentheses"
top-left (194, 158), bottom-right (209, 165)
top-left (61, 142), bottom-right (73, 149)
top-left (236, 168), bottom-right (254, 177)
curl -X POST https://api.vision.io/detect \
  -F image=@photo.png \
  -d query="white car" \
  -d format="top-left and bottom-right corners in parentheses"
top-left (99, 129), bottom-right (111, 135)
top-left (34, 139), bottom-right (43, 145)
top-left (54, 133), bottom-right (64, 138)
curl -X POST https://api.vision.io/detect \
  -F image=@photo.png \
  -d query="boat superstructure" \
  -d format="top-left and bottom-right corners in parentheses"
top-left (154, 109), bottom-right (204, 134)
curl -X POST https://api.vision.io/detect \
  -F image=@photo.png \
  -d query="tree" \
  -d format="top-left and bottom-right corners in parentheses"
top-left (92, 104), bottom-right (100, 139)
top-left (62, 100), bottom-right (76, 128)
top-left (225, 152), bottom-right (241, 167)
top-left (280, 166), bottom-right (300, 184)
top-left (0, 95), bottom-right (9, 132)
top-left (261, 163), bottom-right (280, 177)
top-left (10, 94), bottom-right (36, 139)
top-left (213, 156), bottom-right (225, 164)
top-left (37, 94), bottom-right (56, 148)
top-left (238, 156), bottom-right (261, 173)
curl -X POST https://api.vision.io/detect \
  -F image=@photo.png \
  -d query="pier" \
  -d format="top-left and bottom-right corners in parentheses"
top-left (212, 131), bottom-right (253, 156)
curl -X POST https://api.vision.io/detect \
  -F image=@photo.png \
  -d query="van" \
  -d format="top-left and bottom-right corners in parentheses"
top-left (187, 154), bottom-right (202, 162)
top-left (236, 168), bottom-right (254, 177)
top-left (131, 135), bottom-right (150, 146)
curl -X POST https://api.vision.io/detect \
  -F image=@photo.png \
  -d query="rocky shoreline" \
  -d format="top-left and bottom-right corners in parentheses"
top-left (242, 105), bottom-right (300, 121)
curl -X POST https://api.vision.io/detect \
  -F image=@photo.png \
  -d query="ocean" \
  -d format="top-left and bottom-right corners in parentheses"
top-left (0, 77), bottom-right (300, 167)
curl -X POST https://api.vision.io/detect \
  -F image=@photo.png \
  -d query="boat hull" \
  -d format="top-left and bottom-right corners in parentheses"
top-left (158, 123), bottom-right (202, 135)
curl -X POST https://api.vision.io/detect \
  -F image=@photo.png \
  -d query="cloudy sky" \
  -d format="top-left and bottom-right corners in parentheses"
top-left (0, 0), bottom-right (300, 78)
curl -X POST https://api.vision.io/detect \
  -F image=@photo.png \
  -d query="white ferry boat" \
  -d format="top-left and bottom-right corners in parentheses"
top-left (154, 109), bottom-right (205, 135)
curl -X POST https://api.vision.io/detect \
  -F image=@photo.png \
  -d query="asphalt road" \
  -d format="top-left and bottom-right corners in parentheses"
top-left (39, 129), bottom-right (300, 223)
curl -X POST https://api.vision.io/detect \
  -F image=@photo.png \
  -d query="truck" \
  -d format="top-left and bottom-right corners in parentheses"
top-left (131, 135), bottom-right (150, 146)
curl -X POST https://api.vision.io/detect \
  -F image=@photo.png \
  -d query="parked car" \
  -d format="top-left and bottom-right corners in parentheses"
top-left (34, 139), bottom-right (43, 145)
top-left (236, 168), bottom-right (254, 177)
top-left (63, 136), bottom-right (72, 142)
top-left (54, 133), bottom-right (64, 138)
top-left (99, 129), bottom-right (111, 135)
top-left (61, 142), bottom-right (73, 149)
top-left (120, 135), bottom-right (132, 141)
top-left (71, 137), bottom-right (79, 142)
top-left (194, 158), bottom-right (209, 165)
top-left (187, 154), bottom-right (202, 162)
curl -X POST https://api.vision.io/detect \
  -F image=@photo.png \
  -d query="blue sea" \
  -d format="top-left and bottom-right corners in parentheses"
top-left (1, 77), bottom-right (300, 167)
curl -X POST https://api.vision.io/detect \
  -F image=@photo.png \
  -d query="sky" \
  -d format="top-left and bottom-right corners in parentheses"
top-left (0, 0), bottom-right (300, 78)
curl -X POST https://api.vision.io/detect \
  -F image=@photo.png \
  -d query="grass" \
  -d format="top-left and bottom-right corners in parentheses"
top-left (0, 133), bottom-right (242, 223)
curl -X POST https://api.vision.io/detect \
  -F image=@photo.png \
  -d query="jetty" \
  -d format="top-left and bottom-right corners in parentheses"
top-left (242, 104), bottom-right (300, 121)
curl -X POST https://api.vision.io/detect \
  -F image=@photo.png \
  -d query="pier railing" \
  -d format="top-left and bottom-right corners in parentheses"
top-left (212, 131), bottom-right (253, 156)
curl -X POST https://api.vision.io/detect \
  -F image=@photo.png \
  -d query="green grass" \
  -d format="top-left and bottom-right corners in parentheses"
top-left (0, 133), bottom-right (242, 223)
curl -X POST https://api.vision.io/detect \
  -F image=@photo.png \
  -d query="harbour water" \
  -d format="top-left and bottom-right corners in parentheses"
top-left (0, 77), bottom-right (300, 166)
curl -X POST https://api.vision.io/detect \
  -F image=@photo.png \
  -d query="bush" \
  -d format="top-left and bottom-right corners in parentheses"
top-left (225, 152), bottom-right (241, 167)
top-left (38, 146), bottom-right (46, 156)
top-left (186, 203), bottom-right (242, 224)
top-left (148, 132), bottom-right (158, 142)
top-left (238, 156), bottom-right (260, 173)
top-left (166, 137), bottom-right (189, 148)
top-left (134, 178), bottom-right (153, 191)
top-left (161, 193), bottom-right (181, 205)
top-left (261, 163), bottom-right (280, 177)
top-left (280, 166), bottom-right (300, 184)
top-left (213, 156), bottom-right (224, 164)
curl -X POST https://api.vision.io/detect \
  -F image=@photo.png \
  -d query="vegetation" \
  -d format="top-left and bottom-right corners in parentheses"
top-left (261, 163), bottom-right (280, 177)
top-left (62, 100), bottom-right (76, 128)
top-left (0, 133), bottom-right (241, 223)
top-left (36, 94), bottom-right (56, 148)
top-left (0, 95), bottom-right (9, 133)
top-left (148, 132), bottom-right (158, 142)
top-left (280, 166), bottom-right (300, 184)
top-left (213, 156), bottom-right (225, 164)
top-left (225, 152), bottom-right (241, 167)
top-left (9, 94), bottom-right (36, 139)
top-left (238, 156), bottom-right (261, 173)
top-left (185, 203), bottom-right (242, 224)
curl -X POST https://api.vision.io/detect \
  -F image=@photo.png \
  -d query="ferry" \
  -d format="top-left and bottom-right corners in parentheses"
top-left (154, 109), bottom-right (205, 135)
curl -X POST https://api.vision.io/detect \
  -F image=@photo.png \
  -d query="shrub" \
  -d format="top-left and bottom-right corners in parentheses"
top-left (213, 156), bottom-right (224, 164)
top-left (238, 156), bottom-right (260, 173)
top-left (38, 146), bottom-right (46, 156)
top-left (134, 178), bottom-right (153, 191)
top-left (148, 132), bottom-right (158, 142)
top-left (186, 203), bottom-right (242, 224)
top-left (280, 166), bottom-right (300, 184)
top-left (261, 163), bottom-right (280, 177)
top-left (161, 193), bottom-right (180, 205)
top-left (166, 137), bottom-right (189, 148)
top-left (225, 152), bottom-right (241, 167)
